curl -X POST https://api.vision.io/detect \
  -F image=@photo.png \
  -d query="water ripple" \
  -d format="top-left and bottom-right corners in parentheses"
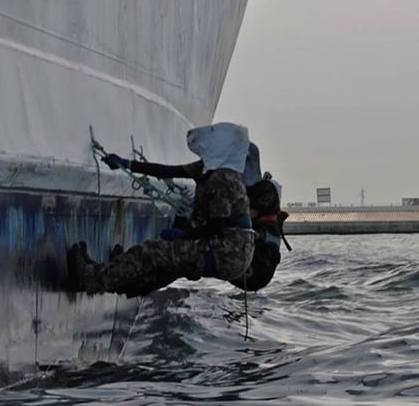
top-left (1, 235), bottom-right (419, 405)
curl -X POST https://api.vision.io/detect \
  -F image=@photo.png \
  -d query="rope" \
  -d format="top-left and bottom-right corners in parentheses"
top-left (131, 134), bottom-right (190, 197)
top-left (90, 126), bottom-right (103, 261)
top-left (34, 278), bottom-right (40, 373)
top-left (90, 126), bottom-right (122, 360)
top-left (92, 145), bottom-right (101, 197)
top-left (151, 198), bottom-right (159, 239)
top-left (89, 126), bottom-right (192, 216)
top-left (117, 297), bottom-right (144, 362)
top-left (108, 295), bottom-right (120, 361)
top-left (243, 271), bottom-right (249, 341)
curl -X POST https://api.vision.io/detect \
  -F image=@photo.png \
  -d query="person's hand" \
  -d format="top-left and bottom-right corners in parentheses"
top-left (101, 154), bottom-right (130, 170)
top-left (160, 228), bottom-right (185, 241)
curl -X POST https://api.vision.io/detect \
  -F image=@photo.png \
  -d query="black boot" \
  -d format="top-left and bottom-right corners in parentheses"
top-left (110, 244), bottom-right (124, 261)
top-left (79, 241), bottom-right (97, 265)
top-left (65, 243), bottom-right (88, 292)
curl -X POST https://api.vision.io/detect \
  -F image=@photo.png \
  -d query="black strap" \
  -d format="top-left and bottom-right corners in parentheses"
top-left (280, 228), bottom-right (292, 252)
top-left (203, 243), bottom-right (217, 277)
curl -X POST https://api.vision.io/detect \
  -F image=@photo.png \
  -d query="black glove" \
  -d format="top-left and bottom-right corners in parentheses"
top-left (101, 154), bottom-right (130, 170)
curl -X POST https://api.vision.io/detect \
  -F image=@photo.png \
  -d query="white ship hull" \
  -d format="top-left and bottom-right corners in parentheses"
top-left (0, 0), bottom-right (246, 194)
top-left (0, 0), bottom-right (247, 381)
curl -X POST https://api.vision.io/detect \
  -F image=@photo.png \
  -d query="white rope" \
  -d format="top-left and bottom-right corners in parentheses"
top-left (90, 126), bottom-right (122, 361)
top-left (90, 126), bottom-right (104, 261)
top-left (108, 295), bottom-right (120, 361)
top-left (117, 297), bottom-right (144, 362)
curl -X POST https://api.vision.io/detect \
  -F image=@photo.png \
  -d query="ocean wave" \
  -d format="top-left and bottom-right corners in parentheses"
top-left (1, 235), bottom-right (419, 405)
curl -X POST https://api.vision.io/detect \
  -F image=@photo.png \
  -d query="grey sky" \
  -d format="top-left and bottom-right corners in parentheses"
top-left (215, 0), bottom-right (419, 206)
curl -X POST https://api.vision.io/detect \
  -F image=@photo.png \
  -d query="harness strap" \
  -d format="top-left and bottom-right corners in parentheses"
top-left (258, 214), bottom-right (277, 223)
top-left (228, 213), bottom-right (252, 229)
top-left (257, 212), bottom-right (292, 252)
top-left (203, 242), bottom-right (217, 277)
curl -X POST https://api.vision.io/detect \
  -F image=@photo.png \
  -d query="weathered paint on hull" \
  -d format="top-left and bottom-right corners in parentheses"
top-left (0, 189), bottom-right (170, 380)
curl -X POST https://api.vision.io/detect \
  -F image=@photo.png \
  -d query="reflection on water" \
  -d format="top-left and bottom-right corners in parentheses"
top-left (1, 234), bottom-right (419, 405)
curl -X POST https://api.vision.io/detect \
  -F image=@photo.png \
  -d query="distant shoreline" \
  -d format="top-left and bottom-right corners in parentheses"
top-left (284, 206), bottom-right (419, 234)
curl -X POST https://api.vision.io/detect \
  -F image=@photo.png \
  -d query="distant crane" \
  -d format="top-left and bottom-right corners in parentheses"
top-left (360, 188), bottom-right (366, 206)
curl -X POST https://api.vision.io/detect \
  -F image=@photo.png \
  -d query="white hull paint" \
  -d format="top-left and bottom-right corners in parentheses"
top-left (0, 0), bottom-right (247, 380)
top-left (0, 0), bottom-right (247, 195)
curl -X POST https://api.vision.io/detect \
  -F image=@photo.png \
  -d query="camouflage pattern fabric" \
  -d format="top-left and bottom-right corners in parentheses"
top-left (205, 229), bottom-right (254, 281)
top-left (82, 168), bottom-right (254, 296)
top-left (192, 168), bottom-right (250, 225)
top-left (229, 238), bottom-right (281, 292)
top-left (84, 240), bottom-right (204, 297)
top-left (190, 168), bottom-right (254, 281)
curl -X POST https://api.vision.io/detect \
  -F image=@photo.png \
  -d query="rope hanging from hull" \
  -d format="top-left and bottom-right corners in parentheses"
top-left (89, 125), bottom-right (193, 217)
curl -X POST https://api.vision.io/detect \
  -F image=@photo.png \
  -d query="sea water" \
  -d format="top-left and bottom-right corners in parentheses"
top-left (1, 234), bottom-right (418, 405)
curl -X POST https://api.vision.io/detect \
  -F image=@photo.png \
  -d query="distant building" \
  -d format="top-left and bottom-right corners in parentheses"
top-left (307, 202), bottom-right (317, 207)
top-left (317, 187), bottom-right (331, 206)
top-left (402, 198), bottom-right (419, 207)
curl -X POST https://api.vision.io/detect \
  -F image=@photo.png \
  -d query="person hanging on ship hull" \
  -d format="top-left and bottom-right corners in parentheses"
top-left (66, 122), bottom-right (255, 297)
top-left (167, 141), bottom-right (291, 292)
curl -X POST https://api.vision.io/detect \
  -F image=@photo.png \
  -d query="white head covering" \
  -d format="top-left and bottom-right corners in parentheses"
top-left (187, 122), bottom-right (249, 173)
top-left (243, 142), bottom-right (262, 186)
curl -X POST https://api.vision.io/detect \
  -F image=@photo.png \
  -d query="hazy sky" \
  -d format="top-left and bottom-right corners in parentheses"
top-left (215, 0), bottom-right (419, 206)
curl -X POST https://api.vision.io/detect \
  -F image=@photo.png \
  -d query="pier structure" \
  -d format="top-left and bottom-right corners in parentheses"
top-left (284, 206), bottom-right (419, 234)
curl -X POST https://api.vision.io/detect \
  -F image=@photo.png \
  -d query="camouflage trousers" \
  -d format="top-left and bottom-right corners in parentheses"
top-left (83, 229), bottom-right (254, 297)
